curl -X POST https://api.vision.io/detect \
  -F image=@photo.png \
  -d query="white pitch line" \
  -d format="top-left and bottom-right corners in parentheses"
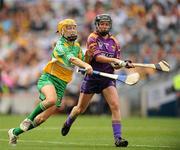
top-left (0, 139), bottom-right (176, 149)
top-left (0, 127), bottom-right (59, 131)
top-left (0, 127), bottom-right (111, 131)
top-left (0, 126), bottom-right (179, 131)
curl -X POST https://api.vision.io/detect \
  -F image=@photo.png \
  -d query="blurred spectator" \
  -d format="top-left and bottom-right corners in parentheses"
top-left (0, 0), bottom-right (179, 114)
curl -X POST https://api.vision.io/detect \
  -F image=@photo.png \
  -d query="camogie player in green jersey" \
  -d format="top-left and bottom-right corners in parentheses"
top-left (8, 19), bottom-right (93, 146)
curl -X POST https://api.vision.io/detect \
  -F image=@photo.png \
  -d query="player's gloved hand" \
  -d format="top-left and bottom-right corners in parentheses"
top-left (85, 65), bottom-right (93, 75)
top-left (111, 59), bottom-right (134, 69)
top-left (124, 60), bottom-right (134, 69)
top-left (111, 58), bottom-right (124, 68)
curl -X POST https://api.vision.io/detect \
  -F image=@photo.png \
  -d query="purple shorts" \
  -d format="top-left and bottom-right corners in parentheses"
top-left (80, 75), bottom-right (116, 94)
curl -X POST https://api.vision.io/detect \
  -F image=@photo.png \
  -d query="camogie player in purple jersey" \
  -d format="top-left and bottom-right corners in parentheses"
top-left (62, 14), bottom-right (134, 147)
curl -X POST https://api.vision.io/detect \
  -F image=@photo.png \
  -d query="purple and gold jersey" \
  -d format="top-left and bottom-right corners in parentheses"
top-left (80, 32), bottom-right (121, 94)
top-left (85, 31), bottom-right (120, 73)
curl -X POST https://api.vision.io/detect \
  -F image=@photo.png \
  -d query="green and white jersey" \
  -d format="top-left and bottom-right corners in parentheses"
top-left (43, 36), bottom-right (84, 82)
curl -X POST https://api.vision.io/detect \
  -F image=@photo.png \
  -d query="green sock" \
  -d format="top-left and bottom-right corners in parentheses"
top-left (13, 103), bottom-right (45, 136)
top-left (13, 122), bottom-right (37, 136)
top-left (13, 128), bottom-right (24, 136)
top-left (27, 102), bottom-right (45, 121)
top-left (28, 124), bottom-right (35, 130)
top-left (28, 119), bottom-right (39, 130)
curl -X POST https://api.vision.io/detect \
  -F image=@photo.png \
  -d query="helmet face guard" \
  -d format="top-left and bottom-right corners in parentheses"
top-left (95, 14), bottom-right (112, 36)
top-left (62, 25), bottom-right (78, 41)
top-left (57, 19), bottom-right (78, 41)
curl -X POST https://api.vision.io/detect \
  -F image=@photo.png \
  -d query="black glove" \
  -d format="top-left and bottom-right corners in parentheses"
top-left (124, 60), bottom-right (134, 68)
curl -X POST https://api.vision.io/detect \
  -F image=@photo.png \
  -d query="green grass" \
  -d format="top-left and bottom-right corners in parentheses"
top-left (0, 115), bottom-right (180, 150)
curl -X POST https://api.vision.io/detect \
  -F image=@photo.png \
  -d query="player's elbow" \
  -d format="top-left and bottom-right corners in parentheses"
top-left (95, 55), bottom-right (102, 62)
top-left (69, 57), bottom-right (78, 64)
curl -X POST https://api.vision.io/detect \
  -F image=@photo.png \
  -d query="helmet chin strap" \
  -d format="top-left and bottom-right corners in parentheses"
top-left (66, 35), bottom-right (77, 41)
top-left (97, 28), bottom-right (109, 36)
top-left (98, 31), bottom-right (109, 36)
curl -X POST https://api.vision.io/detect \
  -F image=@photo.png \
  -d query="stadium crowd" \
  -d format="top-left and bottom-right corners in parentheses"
top-left (0, 0), bottom-right (179, 113)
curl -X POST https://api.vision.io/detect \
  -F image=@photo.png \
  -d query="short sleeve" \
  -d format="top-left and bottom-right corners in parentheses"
top-left (54, 41), bottom-right (65, 56)
top-left (66, 53), bottom-right (74, 61)
top-left (86, 34), bottom-right (103, 59)
top-left (53, 42), bottom-right (74, 63)
top-left (78, 48), bottom-right (84, 61)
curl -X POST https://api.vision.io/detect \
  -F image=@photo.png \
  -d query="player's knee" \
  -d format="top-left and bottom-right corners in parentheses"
top-left (48, 100), bottom-right (56, 106)
top-left (110, 102), bottom-right (119, 112)
top-left (43, 99), bottom-right (56, 107)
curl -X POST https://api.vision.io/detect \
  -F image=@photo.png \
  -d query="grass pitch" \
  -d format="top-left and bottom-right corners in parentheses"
top-left (0, 115), bottom-right (180, 150)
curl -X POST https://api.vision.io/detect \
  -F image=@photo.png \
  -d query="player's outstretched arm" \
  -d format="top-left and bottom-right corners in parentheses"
top-left (69, 57), bottom-right (93, 75)
top-left (96, 55), bottom-right (134, 69)
top-left (95, 55), bottom-right (121, 63)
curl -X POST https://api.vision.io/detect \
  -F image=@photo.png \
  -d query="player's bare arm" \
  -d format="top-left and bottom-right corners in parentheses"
top-left (96, 55), bottom-right (134, 69)
top-left (69, 57), bottom-right (93, 75)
